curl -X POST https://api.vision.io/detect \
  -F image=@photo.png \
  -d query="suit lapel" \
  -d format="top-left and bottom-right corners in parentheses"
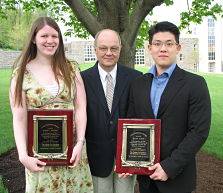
top-left (87, 63), bottom-right (110, 114)
top-left (142, 73), bottom-right (155, 118)
top-left (157, 66), bottom-right (186, 117)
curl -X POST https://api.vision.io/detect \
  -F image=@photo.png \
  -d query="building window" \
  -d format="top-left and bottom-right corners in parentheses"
top-left (192, 27), bottom-right (197, 35)
top-left (208, 62), bottom-right (215, 72)
top-left (179, 54), bottom-right (183, 61)
top-left (207, 18), bottom-right (215, 61)
top-left (193, 44), bottom-right (197, 50)
top-left (135, 48), bottom-right (145, 65)
top-left (194, 63), bottom-right (198, 72)
top-left (208, 52), bottom-right (215, 60)
top-left (84, 44), bottom-right (96, 62)
top-left (208, 18), bottom-right (215, 28)
top-left (64, 46), bottom-right (68, 52)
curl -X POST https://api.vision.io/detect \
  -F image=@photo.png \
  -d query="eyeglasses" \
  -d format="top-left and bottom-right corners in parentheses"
top-left (97, 46), bottom-right (120, 54)
top-left (151, 41), bottom-right (178, 49)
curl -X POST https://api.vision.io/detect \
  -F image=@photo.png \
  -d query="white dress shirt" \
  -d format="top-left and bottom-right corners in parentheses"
top-left (98, 64), bottom-right (117, 95)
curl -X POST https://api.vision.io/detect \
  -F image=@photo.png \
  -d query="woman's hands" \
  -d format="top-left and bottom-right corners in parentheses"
top-left (19, 155), bottom-right (46, 172)
top-left (69, 141), bottom-right (84, 167)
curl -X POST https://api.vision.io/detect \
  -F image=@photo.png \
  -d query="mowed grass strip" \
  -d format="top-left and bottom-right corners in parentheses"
top-left (0, 68), bottom-right (14, 155)
top-left (201, 74), bottom-right (223, 159)
top-left (0, 176), bottom-right (8, 193)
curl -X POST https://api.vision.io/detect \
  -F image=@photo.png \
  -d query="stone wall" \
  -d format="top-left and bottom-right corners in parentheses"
top-left (65, 40), bottom-right (95, 64)
top-left (0, 49), bottom-right (85, 68)
top-left (0, 50), bottom-right (20, 68)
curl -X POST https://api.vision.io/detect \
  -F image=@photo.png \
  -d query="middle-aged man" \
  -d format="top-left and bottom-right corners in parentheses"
top-left (127, 21), bottom-right (211, 193)
top-left (81, 29), bottom-right (142, 193)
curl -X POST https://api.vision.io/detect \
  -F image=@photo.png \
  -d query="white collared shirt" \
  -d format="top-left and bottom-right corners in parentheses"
top-left (98, 64), bottom-right (117, 95)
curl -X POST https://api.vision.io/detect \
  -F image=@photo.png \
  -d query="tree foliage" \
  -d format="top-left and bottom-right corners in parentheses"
top-left (0, 0), bottom-right (222, 66)
top-left (0, 8), bottom-right (47, 50)
top-left (180, 0), bottom-right (223, 29)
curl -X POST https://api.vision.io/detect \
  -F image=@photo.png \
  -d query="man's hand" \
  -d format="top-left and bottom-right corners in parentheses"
top-left (149, 163), bottom-right (168, 181)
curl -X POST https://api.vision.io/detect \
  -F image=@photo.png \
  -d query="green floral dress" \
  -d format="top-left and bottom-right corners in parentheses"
top-left (13, 66), bottom-right (93, 193)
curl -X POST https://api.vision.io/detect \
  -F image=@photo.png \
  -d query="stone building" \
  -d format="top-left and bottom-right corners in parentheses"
top-left (65, 40), bottom-right (95, 64)
top-left (0, 38), bottom-right (198, 72)
top-left (192, 16), bottom-right (223, 73)
top-left (64, 37), bottom-right (199, 72)
top-left (144, 38), bottom-right (199, 71)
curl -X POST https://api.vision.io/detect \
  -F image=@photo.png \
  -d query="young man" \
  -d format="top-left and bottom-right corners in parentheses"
top-left (81, 29), bottom-right (142, 193)
top-left (127, 21), bottom-right (211, 193)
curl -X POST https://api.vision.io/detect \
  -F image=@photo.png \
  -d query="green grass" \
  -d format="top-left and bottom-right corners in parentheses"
top-left (0, 68), bottom-right (14, 155)
top-left (201, 74), bottom-right (223, 158)
top-left (135, 65), bottom-right (149, 72)
top-left (78, 62), bottom-right (94, 71)
top-left (0, 65), bottom-right (222, 159)
top-left (0, 177), bottom-right (8, 193)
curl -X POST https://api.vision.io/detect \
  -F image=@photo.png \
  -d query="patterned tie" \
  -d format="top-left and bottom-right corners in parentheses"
top-left (106, 73), bottom-right (114, 112)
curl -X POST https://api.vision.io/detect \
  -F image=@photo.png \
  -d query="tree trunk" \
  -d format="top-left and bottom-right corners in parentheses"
top-left (119, 41), bottom-right (136, 68)
top-left (65, 0), bottom-right (163, 68)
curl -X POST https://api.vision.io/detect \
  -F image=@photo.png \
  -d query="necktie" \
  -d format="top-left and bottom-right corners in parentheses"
top-left (106, 73), bottom-right (114, 112)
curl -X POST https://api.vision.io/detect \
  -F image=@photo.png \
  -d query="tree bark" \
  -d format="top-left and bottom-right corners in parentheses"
top-left (64, 0), bottom-right (164, 68)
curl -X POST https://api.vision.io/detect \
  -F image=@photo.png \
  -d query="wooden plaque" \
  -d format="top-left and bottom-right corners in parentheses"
top-left (27, 109), bottom-right (73, 166)
top-left (115, 119), bottom-right (161, 175)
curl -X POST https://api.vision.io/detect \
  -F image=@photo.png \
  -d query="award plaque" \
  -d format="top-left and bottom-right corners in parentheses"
top-left (27, 109), bottom-right (73, 166)
top-left (115, 119), bottom-right (161, 175)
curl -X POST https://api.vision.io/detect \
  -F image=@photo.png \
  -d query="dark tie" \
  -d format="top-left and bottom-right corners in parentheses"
top-left (106, 73), bottom-right (114, 112)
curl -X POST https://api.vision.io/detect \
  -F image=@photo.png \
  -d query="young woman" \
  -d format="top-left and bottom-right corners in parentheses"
top-left (9, 16), bottom-right (93, 192)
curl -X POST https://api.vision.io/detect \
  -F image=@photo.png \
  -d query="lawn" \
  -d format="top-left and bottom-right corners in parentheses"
top-left (201, 74), bottom-right (223, 158)
top-left (0, 68), bottom-right (11, 193)
top-left (0, 68), bottom-right (13, 155)
top-left (0, 176), bottom-right (8, 193)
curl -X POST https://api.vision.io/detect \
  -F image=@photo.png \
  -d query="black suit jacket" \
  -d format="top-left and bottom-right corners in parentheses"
top-left (128, 65), bottom-right (211, 193)
top-left (81, 62), bottom-right (142, 177)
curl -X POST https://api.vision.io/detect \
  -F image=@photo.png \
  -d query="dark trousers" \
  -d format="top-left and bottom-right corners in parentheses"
top-left (138, 178), bottom-right (191, 193)
top-left (139, 179), bottom-right (159, 193)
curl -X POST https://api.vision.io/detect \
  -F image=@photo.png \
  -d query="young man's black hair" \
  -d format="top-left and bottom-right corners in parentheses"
top-left (148, 21), bottom-right (180, 44)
